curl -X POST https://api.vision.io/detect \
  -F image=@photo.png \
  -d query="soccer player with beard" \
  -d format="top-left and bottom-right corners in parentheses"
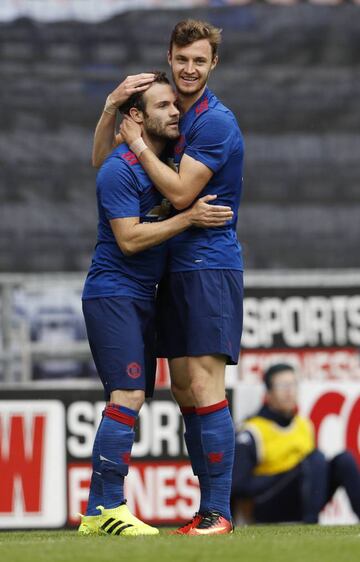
top-left (79, 71), bottom-right (234, 537)
top-left (92, 20), bottom-right (244, 536)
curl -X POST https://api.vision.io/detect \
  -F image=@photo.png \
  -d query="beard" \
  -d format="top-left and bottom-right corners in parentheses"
top-left (172, 69), bottom-right (210, 98)
top-left (144, 115), bottom-right (180, 141)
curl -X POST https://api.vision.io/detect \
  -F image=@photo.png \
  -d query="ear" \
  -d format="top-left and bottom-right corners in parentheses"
top-left (210, 55), bottom-right (218, 71)
top-left (167, 50), bottom-right (172, 67)
top-left (129, 107), bottom-right (144, 124)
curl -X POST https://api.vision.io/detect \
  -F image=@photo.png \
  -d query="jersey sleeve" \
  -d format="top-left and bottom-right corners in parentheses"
top-left (99, 160), bottom-right (140, 220)
top-left (184, 110), bottom-right (235, 173)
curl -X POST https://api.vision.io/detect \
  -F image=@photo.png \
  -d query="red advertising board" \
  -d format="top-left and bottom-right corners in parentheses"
top-left (232, 272), bottom-right (360, 524)
top-left (1, 271), bottom-right (359, 528)
top-left (0, 388), bottom-right (211, 529)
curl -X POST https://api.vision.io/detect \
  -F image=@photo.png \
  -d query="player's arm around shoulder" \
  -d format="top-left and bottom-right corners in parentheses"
top-left (171, 110), bottom-right (239, 209)
top-left (120, 116), bottom-right (214, 210)
top-left (168, 153), bottom-right (214, 210)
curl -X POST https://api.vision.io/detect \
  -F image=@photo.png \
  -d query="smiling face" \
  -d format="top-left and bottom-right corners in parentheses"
top-left (140, 82), bottom-right (180, 140)
top-left (168, 39), bottom-right (218, 99)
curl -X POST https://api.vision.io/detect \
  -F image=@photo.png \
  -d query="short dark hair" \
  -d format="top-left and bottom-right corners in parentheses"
top-left (118, 71), bottom-right (170, 115)
top-left (169, 19), bottom-right (222, 59)
top-left (263, 363), bottom-right (295, 390)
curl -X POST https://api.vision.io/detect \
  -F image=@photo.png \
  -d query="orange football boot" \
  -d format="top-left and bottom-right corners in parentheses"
top-left (186, 511), bottom-right (233, 536)
top-left (170, 513), bottom-right (203, 535)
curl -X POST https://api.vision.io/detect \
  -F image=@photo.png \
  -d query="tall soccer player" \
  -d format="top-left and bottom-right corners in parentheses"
top-left (80, 71), bottom-right (234, 536)
top-left (93, 20), bottom-right (244, 536)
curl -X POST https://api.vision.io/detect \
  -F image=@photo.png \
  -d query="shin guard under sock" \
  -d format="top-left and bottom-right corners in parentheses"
top-left (181, 406), bottom-right (211, 514)
top-left (99, 403), bottom-right (137, 509)
top-left (86, 414), bottom-right (104, 515)
top-left (196, 400), bottom-right (235, 520)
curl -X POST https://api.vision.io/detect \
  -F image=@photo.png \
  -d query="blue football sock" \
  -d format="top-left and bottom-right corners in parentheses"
top-left (181, 407), bottom-right (211, 514)
top-left (86, 414), bottom-right (104, 515)
top-left (197, 400), bottom-right (235, 521)
top-left (99, 403), bottom-right (138, 509)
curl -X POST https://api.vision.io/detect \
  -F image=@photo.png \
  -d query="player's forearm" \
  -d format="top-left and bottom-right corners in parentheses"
top-left (139, 150), bottom-right (188, 209)
top-left (92, 112), bottom-right (117, 168)
top-left (120, 212), bottom-right (191, 256)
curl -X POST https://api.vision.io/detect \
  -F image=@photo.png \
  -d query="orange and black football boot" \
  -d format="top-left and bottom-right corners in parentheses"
top-left (186, 511), bottom-right (233, 536)
top-left (170, 513), bottom-right (203, 535)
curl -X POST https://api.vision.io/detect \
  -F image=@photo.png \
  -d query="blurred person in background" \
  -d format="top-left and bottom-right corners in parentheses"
top-left (231, 363), bottom-right (360, 524)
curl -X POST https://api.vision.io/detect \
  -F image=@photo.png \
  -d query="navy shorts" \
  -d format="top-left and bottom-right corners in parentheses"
top-left (156, 270), bottom-right (243, 365)
top-left (82, 296), bottom-right (157, 400)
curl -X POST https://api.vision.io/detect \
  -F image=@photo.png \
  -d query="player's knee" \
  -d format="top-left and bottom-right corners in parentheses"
top-left (308, 449), bottom-right (327, 465)
top-left (189, 378), bottom-right (208, 402)
top-left (331, 451), bottom-right (357, 473)
top-left (171, 382), bottom-right (192, 405)
top-left (301, 449), bottom-right (327, 476)
top-left (171, 377), bottom-right (191, 394)
top-left (126, 390), bottom-right (145, 411)
top-left (110, 389), bottom-right (145, 411)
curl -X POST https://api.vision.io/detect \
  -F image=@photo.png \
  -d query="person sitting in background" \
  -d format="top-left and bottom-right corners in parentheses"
top-left (231, 363), bottom-right (360, 524)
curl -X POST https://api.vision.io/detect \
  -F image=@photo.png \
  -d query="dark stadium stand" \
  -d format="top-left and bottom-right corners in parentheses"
top-left (0, 5), bottom-right (359, 271)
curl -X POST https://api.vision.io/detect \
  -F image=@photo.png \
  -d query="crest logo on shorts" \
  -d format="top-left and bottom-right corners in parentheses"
top-left (122, 452), bottom-right (131, 465)
top-left (127, 362), bottom-right (141, 379)
top-left (208, 452), bottom-right (224, 464)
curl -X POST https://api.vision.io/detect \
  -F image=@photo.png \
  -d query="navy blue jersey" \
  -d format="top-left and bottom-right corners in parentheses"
top-left (83, 144), bottom-right (168, 300)
top-left (168, 87), bottom-right (244, 272)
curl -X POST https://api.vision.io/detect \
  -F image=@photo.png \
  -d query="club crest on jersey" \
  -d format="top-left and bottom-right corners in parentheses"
top-left (195, 97), bottom-right (209, 115)
top-left (127, 362), bottom-right (141, 379)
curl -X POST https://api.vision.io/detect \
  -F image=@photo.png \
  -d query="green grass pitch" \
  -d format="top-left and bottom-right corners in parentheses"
top-left (0, 526), bottom-right (359, 562)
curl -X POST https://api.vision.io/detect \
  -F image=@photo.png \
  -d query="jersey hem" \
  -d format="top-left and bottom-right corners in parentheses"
top-left (82, 292), bottom-right (154, 301)
top-left (168, 265), bottom-right (244, 273)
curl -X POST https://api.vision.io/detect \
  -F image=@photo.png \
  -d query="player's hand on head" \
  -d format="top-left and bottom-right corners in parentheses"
top-left (188, 194), bottom-right (234, 228)
top-left (120, 115), bottom-right (143, 146)
top-left (109, 73), bottom-right (156, 107)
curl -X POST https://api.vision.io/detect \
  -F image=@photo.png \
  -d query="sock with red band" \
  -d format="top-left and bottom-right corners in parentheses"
top-left (86, 413), bottom-right (104, 515)
top-left (196, 400), bottom-right (235, 521)
top-left (181, 407), bottom-right (211, 514)
top-left (99, 403), bottom-right (138, 509)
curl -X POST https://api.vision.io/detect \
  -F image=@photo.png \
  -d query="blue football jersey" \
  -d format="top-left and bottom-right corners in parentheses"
top-left (82, 144), bottom-right (168, 300)
top-left (168, 87), bottom-right (244, 272)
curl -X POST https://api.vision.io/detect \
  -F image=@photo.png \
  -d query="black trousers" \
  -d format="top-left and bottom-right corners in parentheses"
top-left (254, 450), bottom-right (360, 523)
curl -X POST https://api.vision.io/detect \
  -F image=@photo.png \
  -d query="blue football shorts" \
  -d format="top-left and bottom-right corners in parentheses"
top-left (82, 296), bottom-right (157, 400)
top-left (156, 269), bottom-right (243, 364)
